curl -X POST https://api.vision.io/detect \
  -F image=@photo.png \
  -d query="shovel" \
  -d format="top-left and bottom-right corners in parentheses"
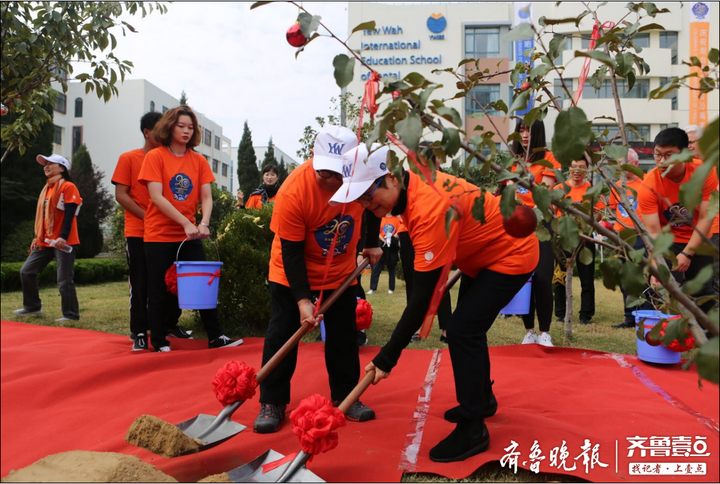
top-left (168, 258), bottom-right (372, 455)
top-left (228, 370), bottom-right (377, 482)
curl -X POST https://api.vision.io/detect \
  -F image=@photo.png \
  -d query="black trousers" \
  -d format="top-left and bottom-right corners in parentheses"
top-left (370, 246), bottom-right (399, 291)
top-left (399, 232), bottom-right (452, 330)
top-left (522, 239), bottom-right (554, 332)
top-left (260, 282), bottom-right (360, 404)
top-left (554, 242), bottom-right (596, 321)
top-left (449, 270), bottom-right (531, 421)
top-left (669, 241), bottom-right (717, 313)
top-left (144, 240), bottom-right (223, 349)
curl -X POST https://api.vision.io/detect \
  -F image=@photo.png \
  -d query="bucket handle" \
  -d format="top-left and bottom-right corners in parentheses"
top-left (176, 237), bottom-right (220, 263)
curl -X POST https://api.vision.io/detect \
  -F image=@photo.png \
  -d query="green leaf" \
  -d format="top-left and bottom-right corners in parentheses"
top-left (352, 21), bottom-right (376, 34)
top-left (509, 90), bottom-right (531, 113)
top-left (620, 261), bottom-right (645, 297)
top-left (627, 71), bottom-right (636, 92)
top-left (679, 159), bottom-right (715, 213)
top-left (709, 48), bottom-right (719, 65)
top-left (445, 206), bottom-right (459, 238)
top-left (652, 232), bottom-right (674, 256)
top-left (619, 228), bottom-right (637, 246)
top-left (638, 23), bottom-right (665, 33)
top-left (530, 63), bottom-right (552, 78)
top-left (500, 185), bottom-right (517, 219)
top-left (684, 265), bottom-right (714, 296)
top-left (574, 50), bottom-right (616, 69)
top-left (615, 53), bottom-right (634, 76)
top-left (404, 72), bottom-right (426, 86)
top-left (603, 144), bottom-right (628, 161)
top-left (332, 54), bottom-right (355, 89)
top-left (532, 185), bottom-right (551, 218)
top-left (656, 263), bottom-right (671, 284)
top-left (552, 107), bottom-right (593, 165)
top-left (621, 163), bottom-right (645, 178)
top-left (579, 247), bottom-right (593, 265)
top-left (418, 85), bottom-right (438, 110)
top-left (472, 193), bottom-right (487, 224)
top-left (707, 191), bottom-right (719, 223)
top-left (698, 118), bottom-right (718, 167)
top-left (298, 12), bottom-right (322, 38)
top-left (696, 337), bottom-right (719, 384)
top-left (250, 2), bottom-right (272, 9)
top-left (396, 112), bottom-right (422, 152)
top-left (504, 23), bottom-right (534, 42)
top-left (441, 128), bottom-right (461, 157)
top-left (558, 216), bottom-right (580, 252)
top-left (600, 259), bottom-right (622, 290)
top-left (548, 34), bottom-right (566, 60)
top-left (435, 106), bottom-right (462, 127)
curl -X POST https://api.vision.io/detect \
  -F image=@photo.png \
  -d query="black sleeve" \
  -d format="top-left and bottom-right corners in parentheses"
top-left (363, 210), bottom-right (381, 249)
top-left (372, 267), bottom-right (442, 372)
top-left (59, 203), bottom-right (78, 241)
top-left (280, 238), bottom-right (313, 302)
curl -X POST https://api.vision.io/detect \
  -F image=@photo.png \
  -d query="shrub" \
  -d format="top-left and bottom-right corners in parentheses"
top-left (1, 257), bottom-right (128, 292)
top-left (1, 220), bottom-right (35, 262)
top-left (213, 205), bottom-right (274, 337)
top-left (107, 204), bottom-right (126, 256)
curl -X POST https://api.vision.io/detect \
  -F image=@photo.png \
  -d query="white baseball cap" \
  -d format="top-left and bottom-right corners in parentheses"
top-left (36, 154), bottom-right (71, 171)
top-left (329, 143), bottom-right (390, 206)
top-left (313, 126), bottom-right (358, 173)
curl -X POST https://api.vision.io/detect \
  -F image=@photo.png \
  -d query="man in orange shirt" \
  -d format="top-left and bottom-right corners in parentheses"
top-left (254, 127), bottom-right (383, 434)
top-left (331, 143), bottom-right (538, 463)
top-left (638, 128), bottom-right (718, 309)
top-left (112, 112), bottom-right (183, 351)
top-left (552, 158), bottom-right (603, 325)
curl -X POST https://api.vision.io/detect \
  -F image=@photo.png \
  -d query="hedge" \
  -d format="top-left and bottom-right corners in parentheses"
top-left (1, 257), bottom-right (128, 293)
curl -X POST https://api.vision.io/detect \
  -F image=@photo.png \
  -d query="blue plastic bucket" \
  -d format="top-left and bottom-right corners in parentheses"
top-left (499, 276), bottom-right (532, 315)
top-left (175, 261), bottom-right (224, 309)
top-left (633, 310), bottom-right (681, 365)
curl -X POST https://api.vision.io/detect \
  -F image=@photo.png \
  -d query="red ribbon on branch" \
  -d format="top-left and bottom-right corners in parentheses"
top-left (289, 394), bottom-right (346, 460)
top-left (211, 360), bottom-right (258, 406)
top-left (573, 20), bottom-right (615, 106)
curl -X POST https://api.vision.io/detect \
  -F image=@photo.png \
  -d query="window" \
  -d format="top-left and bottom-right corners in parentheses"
top-left (74, 98), bottom-right (83, 117)
top-left (659, 78), bottom-right (678, 110)
top-left (629, 33), bottom-right (650, 48)
top-left (204, 128), bottom-right (212, 146)
top-left (591, 124), bottom-right (650, 143)
top-left (222, 163), bottom-right (228, 177)
top-left (72, 126), bottom-right (83, 155)
top-left (54, 125), bottom-right (63, 145)
top-left (465, 27), bottom-right (500, 58)
top-left (660, 32), bottom-right (678, 64)
top-left (466, 84), bottom-right (501, 115)
top-left (581, 35), bottom-right (593, 50)
top-left (54, 92), bottom-right (67, 114)
top-left (212, 159), bottom-right (219, 173)
top-left (583, 79), bottom-right (649, 99)
top-left (556, 36), bottom-right (573, 64)
top-left (222, 185), bottom-right (227, 192)
top-left (150, 101), bottom-right (155, 112)
top-left (660, 123), bottom-right (679, 130)
top-left (162, 106), bottom-right (168, 113)
top-left (554, 78), bottom-right (573, 102)
top-left (215, 135), bottom-right (221, 150)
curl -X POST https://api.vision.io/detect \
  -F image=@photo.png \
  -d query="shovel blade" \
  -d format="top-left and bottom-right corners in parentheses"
top-left (228, 449), bottom-right (324, 483)
top-left (175, 413), bottom-right (246, 451)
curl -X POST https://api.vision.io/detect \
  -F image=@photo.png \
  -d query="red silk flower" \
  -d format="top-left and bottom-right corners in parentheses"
top-left (164, 264), bottom-right (178, 296)
top-left (290, 394), bottom-right (346, 457)
top-left (356, 298), bottom-right (373, 331)
top-left (212, 361), bottom-right (258, 406)
top-left (659, 321), bottom-right (696, 353)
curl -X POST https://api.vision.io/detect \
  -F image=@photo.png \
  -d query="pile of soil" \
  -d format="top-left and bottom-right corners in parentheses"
top-left (1, 450), bottom-right (176, 482)
top-left (125, 414), bottom-right (201, 458)
top-left (198, 473), bottom-right (233, 483)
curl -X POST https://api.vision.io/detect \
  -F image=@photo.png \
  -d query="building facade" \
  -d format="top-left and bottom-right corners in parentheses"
top-left (347, 2), bottom-right (719, 169)
top-left (51, 79), bottom-right (233, 193)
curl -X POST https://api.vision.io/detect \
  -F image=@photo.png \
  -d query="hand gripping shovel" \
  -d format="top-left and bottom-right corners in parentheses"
top-left (167, 258), bottom-right (371, 456)
top-left (227, 370), bottom-right (377, 482)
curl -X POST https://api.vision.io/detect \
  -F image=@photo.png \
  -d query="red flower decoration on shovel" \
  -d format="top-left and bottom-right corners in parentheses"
top-left (165, 264), bottom-right (178, 296)
top-left (356, 298), bottom-right (373, 331)
top-left (212, 361), bottom-right (258, 406)
top-left (290, 394), bottom-right (346, 458)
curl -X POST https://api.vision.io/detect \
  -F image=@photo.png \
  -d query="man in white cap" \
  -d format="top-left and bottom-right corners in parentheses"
top-left (254, 126), bottom-right (383, 434)
top-left (13, 154), bottom-right (83, 323)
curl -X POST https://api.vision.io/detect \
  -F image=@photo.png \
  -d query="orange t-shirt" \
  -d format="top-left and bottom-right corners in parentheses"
top-left (137, 147), bottom-right (215, 243)
top-left (268, 159), bottom-right (363, 290)
top-left (396, 216), bottom-right (408, 234)
top-left (38, 181), bottom-right (82, 247)
top-left (245, 193), bottom-right (276, 209)
top-left (638, 164), bottom-right (718, 243)
top-left (379, 216), bottom-right (402, 244)
top-left (511, 152), bottom-right (561, 207)
top-left (553, 181), bottom-right (605, 216)
top-left (402, 171), bottom-right (538, 277)
top-left (608, 176), bottom-right (645, 232)
top-left (713, 183), bottom-right (719, 235)
top-left (111, 148), bottom-right (149, 238)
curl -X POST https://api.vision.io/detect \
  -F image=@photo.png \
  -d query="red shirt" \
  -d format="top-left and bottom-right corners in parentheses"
top-left (111, 148), bottom-right (149, 238)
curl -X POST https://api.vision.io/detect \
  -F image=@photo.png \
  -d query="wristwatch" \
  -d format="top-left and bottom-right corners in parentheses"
top-left (680, 251), bottom-right (693, 259)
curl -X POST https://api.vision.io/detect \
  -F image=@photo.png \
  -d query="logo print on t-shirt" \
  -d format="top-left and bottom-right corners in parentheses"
top-left (170, 173), bottom-right (193, 202)
top-left (617, 196), bottom-right (637, 218)
top-left (315, 214), bottom-right (355, 257)
top-left (663, 203), bottom-right (691, 228)
top-left (382, 223), bottom-right (396, 237)
top-left (516, 185), bottom-right (529, 195)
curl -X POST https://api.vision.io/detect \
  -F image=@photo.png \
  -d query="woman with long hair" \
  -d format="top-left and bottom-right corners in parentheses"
top-left (137, 105), bottom-right (242, 352)
top-left (239, 164), bottom-right (281, 209)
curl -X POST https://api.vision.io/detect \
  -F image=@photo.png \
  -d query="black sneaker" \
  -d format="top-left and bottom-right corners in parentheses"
top-left (343, 400), bottom-right (375, 422)
top-left (209, 335), bottom-right (244, 348)
top-left (357, 330), bottom-right (368, 347)
top-left (129, 332), bottom-right (136, 342)
top-left (132, 333), bottom-right (149, 351)
top-left (612, 321), bottom-right (635, 329)
top-left (253, 403), bottom-right (286, 434)
top-left (439, 334), bottom-right (448, 344)
top-left (410, 333), bottom-right (421, 342)
top-left (445, 381), bottom-right (496, 422)
top-left (429, 419), bottom-right (490, 463)
top-left (580, 318), bottom-right (592, 325)
top-left (167, 325), bottom-right (193, 339)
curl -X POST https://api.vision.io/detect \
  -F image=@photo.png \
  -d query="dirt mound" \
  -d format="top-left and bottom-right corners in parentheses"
top-left (1, 450), bottom-right (177, 482)
top-left (125, 414), bottom-right (201, 458)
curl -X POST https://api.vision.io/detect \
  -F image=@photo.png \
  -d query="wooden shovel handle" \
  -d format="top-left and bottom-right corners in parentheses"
top-left (256, 257), bottom-right (371, 383)
top-left (446, 268), bottom-right (462, 292)
top-left (338, 370), bottom-right (376, 414)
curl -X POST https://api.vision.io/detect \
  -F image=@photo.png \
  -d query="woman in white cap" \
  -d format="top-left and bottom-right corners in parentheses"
top-left (14, 154), bottom-right (83, 323)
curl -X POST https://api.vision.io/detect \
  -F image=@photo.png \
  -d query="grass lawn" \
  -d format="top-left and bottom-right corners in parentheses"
top-left (2, 275), bottom-right (638, 482)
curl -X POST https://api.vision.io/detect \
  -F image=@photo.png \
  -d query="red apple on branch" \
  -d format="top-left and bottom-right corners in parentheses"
top-left (599, 220), bottom-right (614, 231)
top-left (286, 23), bottom-right (307, 48)
top-left (503, 205), bottom-right (537, 238)
top-left (520, 81), bottom-right (532, 90)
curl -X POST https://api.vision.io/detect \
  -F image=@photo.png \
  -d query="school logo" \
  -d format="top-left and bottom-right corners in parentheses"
top-left (382, 223), bottom-right (396, 236)
top-left (618, 196), bottom-right (638, 218)
top-left (427, 14), bottom-right (447, 34)
top-left (380, 162), bottom-right (387, 171)
top-left (692, 2), bottom-right (709, 20)
top-left (328, 143), bottom-right (345, 156)
top-left (170, 173), bottom-right (193, 202)
top-left (663, 203), bottom-right (692, 228)
top-left (516, 185), bottom-right (530, 195)
top-left (342, 163), bottom-right (353, 178)
top-left (517, 4), bottom-right (532, 19)
top-left (315, 214), bottom-right (355, 257)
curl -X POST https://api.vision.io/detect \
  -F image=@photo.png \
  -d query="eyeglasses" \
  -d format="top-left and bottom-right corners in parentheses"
top-left (359, 178), bottom-right (383, 202)
top-left (316, 170), bottom-right (343, 181)
top-left (653, 151), bottom-right (679, 161)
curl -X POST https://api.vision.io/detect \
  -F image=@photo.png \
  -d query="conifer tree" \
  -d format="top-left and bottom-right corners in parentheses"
top-left (237, 121), bottom-right (259, 196)
top-left (262, 137), bottom-right (277, 168)
top-left (179, 90), bottom-right (189, 106)
top-left (277, 155), bottom-right (289, 183)
top-left (72, 144), bottom-right (113, 258)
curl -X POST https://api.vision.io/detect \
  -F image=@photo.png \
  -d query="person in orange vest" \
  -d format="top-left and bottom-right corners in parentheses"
top-left (331, 143), bottom-right (538, 463)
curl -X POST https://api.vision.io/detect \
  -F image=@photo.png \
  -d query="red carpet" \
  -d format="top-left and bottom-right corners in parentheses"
top-left (1, 320), bottom-right (718, 482)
